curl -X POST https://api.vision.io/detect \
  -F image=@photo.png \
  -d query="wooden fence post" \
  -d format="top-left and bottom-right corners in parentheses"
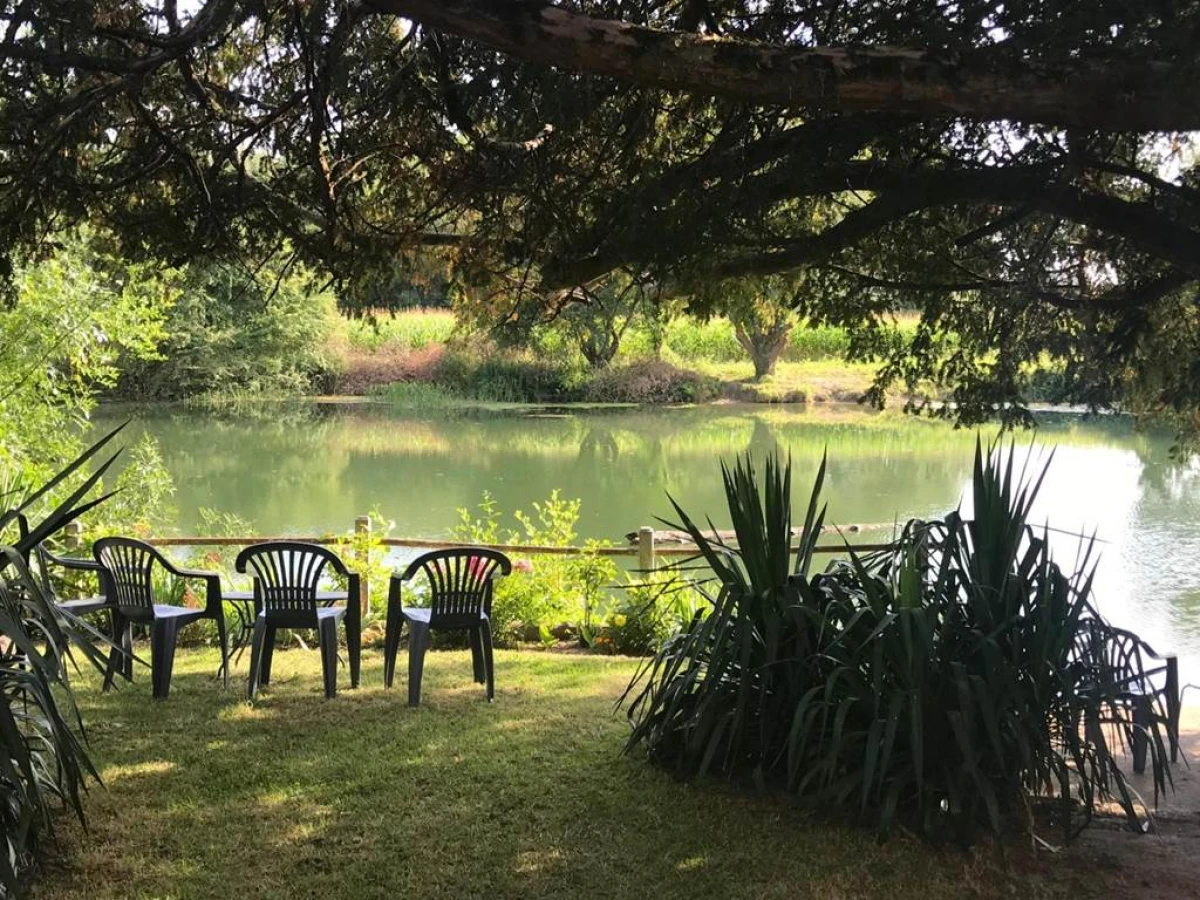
top-left (355, 515), bottom-right (370, 614)
top-left (636, 526), bottom-right (656, 572)
top-left (64, 521), bottom-right (83, 551)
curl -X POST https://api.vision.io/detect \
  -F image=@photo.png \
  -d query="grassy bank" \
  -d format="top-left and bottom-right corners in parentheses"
top-left (35, 647), bottom-right (1086, 900)
top-left (331, 310), bottom-right (917, 406)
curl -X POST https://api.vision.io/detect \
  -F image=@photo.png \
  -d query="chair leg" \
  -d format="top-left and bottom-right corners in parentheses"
top-left (214, 611), bottom-right (231, 689)
top-left (318, 618), bottom-right (339, 699)
top-left (121, 618), bottom-right (134, 681)
top-left (383, 603), bottom-right (402, 688)
top-left (1166, 659), bottom-right (1181, 763)
top-left (347, 618), bottom-right (361, 690)
top-left (1132, 697), bottom-right (1151, 775)
top-left (103, 614), bottom-right (129, 692)
top-left (260, 625), bottom-right (277, 685)
top-left (149, 618), bottom-right (182, 700)
top-left (408, 623), bottom-right (430, 707)
top-left (481, 618), bottom-right (494, 702)
top-left (247, 617), bottom-right (269, 701)
top-left (469, 628), bottom-right (485, 684)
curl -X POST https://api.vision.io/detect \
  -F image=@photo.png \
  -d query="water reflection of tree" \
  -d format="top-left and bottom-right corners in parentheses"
top-left (577, 427), bottom-right (620, 467)
top-left (747, 416), bottom-right (781, 459)
top-left (575, 425), bottom-right (673, 499)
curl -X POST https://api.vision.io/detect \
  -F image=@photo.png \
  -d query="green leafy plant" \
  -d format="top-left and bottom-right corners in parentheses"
top-left (331, 508), bottom-right (396, 624)
top-left (0, 426), bottom-right (125, 897)
top-left (623, 441), bottom-right (1174, 843)
top-left (452, 491), bottom-right (616, 645)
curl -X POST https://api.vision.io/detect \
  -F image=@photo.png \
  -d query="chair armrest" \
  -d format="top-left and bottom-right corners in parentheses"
top-left (54, 556), bottom-right (102, 574)
top-left (40, 547), bottom-right (102, 573)
top-left (156, 559), bottom-right (224, 616)
top-left (159, 557), bottom-right (220, 581)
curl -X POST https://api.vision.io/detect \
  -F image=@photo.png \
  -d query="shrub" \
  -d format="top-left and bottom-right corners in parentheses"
top-left (583, 360), bottom-right (718, 404)
top-left (452, 491), bottom-right (616, 645)
top-left (116, 259), bottom-right (338, 400)
top-left (602, 576), bottom-right (708, 656)
top-left (433, 345), bottom-right (584, 403)
top-left (377, 381), bottom-right (465, 409)
top-left (623, 442), bottom-right (1174, 843)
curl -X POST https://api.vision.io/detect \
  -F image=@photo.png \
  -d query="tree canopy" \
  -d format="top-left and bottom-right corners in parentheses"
top-left (4, 1), bottom-right (1200, 426)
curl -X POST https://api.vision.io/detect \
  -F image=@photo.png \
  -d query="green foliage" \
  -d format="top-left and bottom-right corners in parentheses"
top-left (116, 259), bottom-right (338, 400)
top-left (331, 509), bottom-right (396, 621)
top-left (377, 381), bottom-right (467, 409)
top-left (582, 360), bottom-right (719, 404)
top-left (0, 230), bottom-right (174, 480)
top-left (624, 442), bottom-right (1173, 843)
top-left (434, 345), bottom-right (585, 403)
top-left (596, 576), bottom-right (708, 656)
top-left (0, 428), bottom-right (124, 897)
top-left (452, 491), bottom-right (617, 645)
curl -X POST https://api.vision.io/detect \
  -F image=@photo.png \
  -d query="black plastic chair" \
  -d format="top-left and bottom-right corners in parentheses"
top-left (94, 537), bottom-right (229, 700)
top-left (1077, 620), bottom-right (1181, 773)
top-left (35, 543), bottom-right (111, 617)
top-left (235, 542), bottom-right (361, 700)
top-left (384, 548), bottom-right (511, 706)
top-left (15, 514), bottom-right (112, 620)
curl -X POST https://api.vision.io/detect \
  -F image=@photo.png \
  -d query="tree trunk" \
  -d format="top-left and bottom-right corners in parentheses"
top-left (734, 322), bottom-right (791, 381)
top-left (366, 0), bottom-right (1200, 131)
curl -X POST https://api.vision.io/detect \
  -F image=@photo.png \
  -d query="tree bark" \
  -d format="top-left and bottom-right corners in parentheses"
top-left (365, 0), bottom-right (1200, 131)
top-left (733, 321), bottom-right (791, 380)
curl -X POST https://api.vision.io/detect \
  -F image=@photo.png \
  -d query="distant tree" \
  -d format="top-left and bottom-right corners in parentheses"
top-left (560, 272), bottom-right (645, 369)
top-left (715, 276), bottom-right (802, 380)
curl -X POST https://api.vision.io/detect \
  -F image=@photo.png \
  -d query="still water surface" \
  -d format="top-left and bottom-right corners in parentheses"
top-left (96, 401), bottom-right (1200, 684)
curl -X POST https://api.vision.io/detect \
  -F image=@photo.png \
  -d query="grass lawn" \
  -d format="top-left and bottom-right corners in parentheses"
top-left (36, 647), bottom-right (1084, 900)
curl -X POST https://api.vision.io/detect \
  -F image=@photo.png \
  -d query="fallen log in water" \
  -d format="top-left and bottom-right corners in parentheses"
top-left (625, 524), bottom-right (874, 545)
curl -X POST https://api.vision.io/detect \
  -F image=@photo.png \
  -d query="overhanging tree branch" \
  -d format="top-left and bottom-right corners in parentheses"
top-left (363, 0), bottom-right (1200, 131)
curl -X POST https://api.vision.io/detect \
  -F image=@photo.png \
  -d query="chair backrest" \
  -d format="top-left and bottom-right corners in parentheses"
top-left (403, 548), bottom-right (511, 627)
top-left (235, 541), bottom-right (349, 618)
top-left (94, 537), bottom-right (162, 613)
top-left (1077, 619), bottom-right (1167, 697)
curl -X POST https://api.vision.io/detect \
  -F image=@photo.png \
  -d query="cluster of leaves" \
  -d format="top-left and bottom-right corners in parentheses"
top-left (0, 230), bottom-right (174, 481)
top-left (624, 443), bottom-right (1174, 842)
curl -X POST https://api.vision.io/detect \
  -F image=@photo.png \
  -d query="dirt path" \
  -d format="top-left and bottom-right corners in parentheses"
top-left (1053, 707), bottom-right (1200, 898)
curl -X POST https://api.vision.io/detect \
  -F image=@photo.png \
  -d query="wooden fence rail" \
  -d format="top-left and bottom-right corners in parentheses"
top-left (64, 520), bottom-right (893, 560)
top-left (61, 519), bottom-right (895, 615)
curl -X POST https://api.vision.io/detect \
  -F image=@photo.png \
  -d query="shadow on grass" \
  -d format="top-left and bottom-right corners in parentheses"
top-left (37, 649), bottom-right (1063, 900)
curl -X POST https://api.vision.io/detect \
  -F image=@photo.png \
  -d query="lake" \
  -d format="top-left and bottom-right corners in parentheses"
top-left (96, 401), bottom-right (1200, 684)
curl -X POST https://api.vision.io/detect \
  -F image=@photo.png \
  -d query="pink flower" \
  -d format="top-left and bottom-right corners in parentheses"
top-left (513, 558), bottom-right (534, 574)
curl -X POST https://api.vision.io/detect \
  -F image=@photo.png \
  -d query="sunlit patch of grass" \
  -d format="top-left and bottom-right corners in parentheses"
top-left (36, 648), bottom-right (1073, 900)
top-left (102, 760), bottom-right (176, 783)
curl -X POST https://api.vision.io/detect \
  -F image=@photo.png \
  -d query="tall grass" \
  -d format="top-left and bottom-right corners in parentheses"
top-left (342, 309), bottom-right (456, 352)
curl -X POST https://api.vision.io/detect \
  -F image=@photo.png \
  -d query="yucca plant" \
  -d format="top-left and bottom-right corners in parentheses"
top-left (0, 426), bottom-right (124, 898)
top-left (623, 440), bottom-right (1173, 843)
